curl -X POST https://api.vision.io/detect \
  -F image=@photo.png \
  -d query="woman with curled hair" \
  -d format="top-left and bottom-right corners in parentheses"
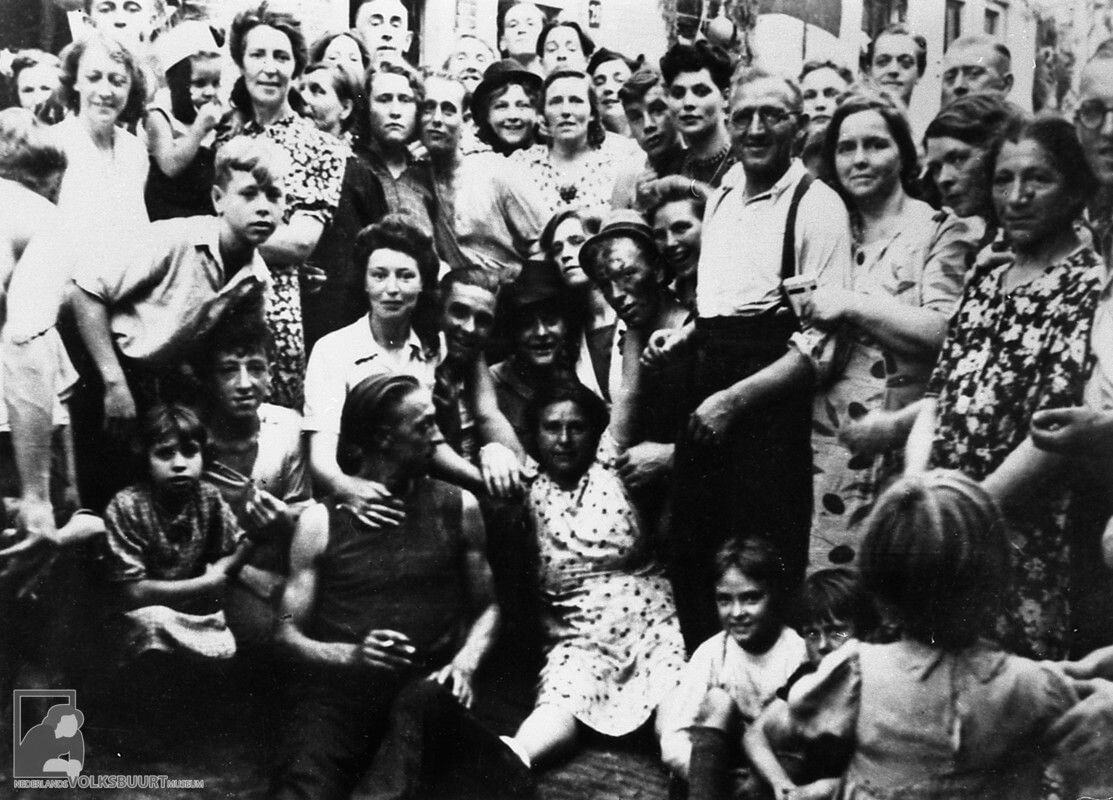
top-left (52, 32), bottom-right (149, 249)
top-left (511, 69), bottom-right (642, 218)
top-left (803, 92), bottom-right (980, 571)
top-left (309, 29), bottom-right (369, 72)
top-left (906, 115), bottom-right (1105, 660)
top-left (217, 2), bottom-right (346, 410)
top-left (5, 50), bottom-right (62, 115)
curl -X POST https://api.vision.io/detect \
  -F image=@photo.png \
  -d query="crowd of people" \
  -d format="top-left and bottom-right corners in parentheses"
top-left (2, 0), bottom-right (1113, 798)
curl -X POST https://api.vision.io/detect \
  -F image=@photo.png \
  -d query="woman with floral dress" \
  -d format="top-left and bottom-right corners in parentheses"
top-left (510, 69), bottom-right (641, 220)
top-left (803, 94), bottom-right (978, 570)
top-left (906, 115), bottom-right (1105, 660)
top-left (216, 3), bottom-right (345, 410)
top-left (500, 339), bottom-right (685, 772)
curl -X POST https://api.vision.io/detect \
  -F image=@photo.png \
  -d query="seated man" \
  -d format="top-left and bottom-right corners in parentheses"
top-left (66, 136), bottom-right (284, 511)
top-left (271, 372), bottom-right (531, 800)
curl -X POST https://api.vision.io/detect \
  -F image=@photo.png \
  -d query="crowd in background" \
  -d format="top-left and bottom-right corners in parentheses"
top-left (3, 1), bottom-right (1113, 798)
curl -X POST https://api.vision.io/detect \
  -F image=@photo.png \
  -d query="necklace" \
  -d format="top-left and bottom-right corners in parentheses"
top-left (684, 141), bottom-right (732, 185)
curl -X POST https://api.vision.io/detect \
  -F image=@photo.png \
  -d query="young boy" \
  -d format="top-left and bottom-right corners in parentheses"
top-left (68, 135), bottom-right (286, 511)
top-left (657, 537), bottom-right (807, 796)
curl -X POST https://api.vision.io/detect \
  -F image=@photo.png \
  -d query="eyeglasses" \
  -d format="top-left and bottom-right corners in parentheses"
top-left (729, 105), bottom-right (795, 130)
top-left (1077, 99), bottom-right (1113, 130)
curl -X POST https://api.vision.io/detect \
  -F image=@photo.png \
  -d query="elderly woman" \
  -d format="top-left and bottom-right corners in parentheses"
top-left (906, 115), bottom-right (1105, 660)
top-left (471, 58), bottom-right (541, 157)
top-left (217, 3), bottom-right (346, 410)
top-left (511, 69), bottom-right (641, 219)
top-left (500, 373), bottom-right (685, 772)
top-left (802, 94), bottom-right (978, 570)
top-left (299, 62), bottom-right (361, 145)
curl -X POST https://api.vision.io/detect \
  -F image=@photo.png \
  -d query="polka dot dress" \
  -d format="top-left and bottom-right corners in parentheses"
top-left (528, 433), bottom-right (686, 736)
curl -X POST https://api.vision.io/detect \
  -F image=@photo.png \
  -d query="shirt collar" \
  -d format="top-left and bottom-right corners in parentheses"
top-left (892, 638), bottom-right (1007, 684)
top-left (719, 158), bottom-right (807, 204)
top-left (194, 218), bottom-right (270, 284)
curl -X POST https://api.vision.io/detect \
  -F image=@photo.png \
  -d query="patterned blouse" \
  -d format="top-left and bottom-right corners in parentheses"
top-left (509, 133), bottom-right (641, 216)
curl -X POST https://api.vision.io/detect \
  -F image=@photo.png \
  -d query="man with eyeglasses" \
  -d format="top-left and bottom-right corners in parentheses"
top-left (940, 35), bottom-right (1013, 108)
top-left (645, 67), bottom-right (852, 649)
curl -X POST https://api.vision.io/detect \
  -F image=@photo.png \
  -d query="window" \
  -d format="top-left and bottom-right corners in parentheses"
top-left (985, 8), bottom-right (999, 35)
top-left (945, 0), bottom-right (963, 49)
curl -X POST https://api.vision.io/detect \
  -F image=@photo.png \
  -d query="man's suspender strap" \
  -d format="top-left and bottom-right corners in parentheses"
top-left (780, 172), bottom-right (815, 282)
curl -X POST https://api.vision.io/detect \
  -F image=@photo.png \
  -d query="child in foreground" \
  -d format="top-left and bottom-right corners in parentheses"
top-left (657, 537), bottom-right (807, 797)
top-left (103, 404), bottom-right (255, 668)
top-left (779, 471), bottom-right (1080, 799)
top-left (744, 568), bottom-right (878, 800)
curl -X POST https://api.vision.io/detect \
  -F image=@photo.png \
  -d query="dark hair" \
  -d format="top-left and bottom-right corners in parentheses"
top-left (198, 311), bottom-right (275, 376)
top-left (587, 47), bottom-right (637, 77)
top-left (925, 92), bottom-right (1023, 150)
top-left (541, 69), bottom-right (606, 149)
top-left (58, 34), bottom-right (148, 127)
top-left (659, 41), bottom-right (732, 92)
top-left (797, 567), bottom-right (879, 637)
top-left (861, 471), bottom-right (1008, 650)
top-left (305, 61), bottom-right (364, 135)
top-left (864, 23), bottom-right (928, 77)
top-left (539, 207), bottom-right (601, 256)
top-left (438, 264), bottom-right (500, 306)
top-left (524, 379), bottom-right (608, 460)
top-left (309, 30), bottom-right (371, 70)
top-left (473, 76), bottom-right (539, 153)
top-left (139, 404), bottom-right (208, 460)
top-left (799, 59), bottom-right (854, 86)
top-left (229, 2), bottom-right (308, 77)
top-left (990, 113), bottom-right (1099, 225)
top-left (337, 374), bottom-right (422, 474)
top-left (354, 214), bottom-right (441, 351)
top-left (5, 49), bottom-right (62, 110)
top-left (536, 20), bottom-right (595, 60)
top-left (0, 108), bottom-right (67, 197)
top-left (714, 537), bottom-right (790, 610)
top-left (618, 66), bottom-right (662, 106)
top-left (822, 92), bottom-right (919, 206)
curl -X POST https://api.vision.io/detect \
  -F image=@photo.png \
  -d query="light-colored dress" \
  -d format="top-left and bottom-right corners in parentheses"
top-left (510, 133), bottom-right (641, 218)
top-left (786, 639), bottom-right (1078, 800)
top-left (809, 204), bottom-right (977, 570)
top-left (527, 431), bottom-right (685, 736)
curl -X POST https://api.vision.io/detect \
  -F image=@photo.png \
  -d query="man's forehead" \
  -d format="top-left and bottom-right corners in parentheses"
top-left (426, 77), bottom-right (466, 105)
top-left (1081, 59), bottom-right (1113, 100)
top-left (944, 42), bottom-right (1004, 73)
top-left (505, 3), bottom-right (544, 25)
top-left (361, 0), bottom-right (408, 23)
top-left (446, 283), bottom-right (497, 310)
top-left (732, 77), bottom-right (795, 110)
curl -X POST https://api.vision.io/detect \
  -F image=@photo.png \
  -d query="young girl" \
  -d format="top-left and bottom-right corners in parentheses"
top-left (743, 569), bottom-right (879, 800)
top-left (103, 405), bottom-right (252, 668)
top-left (782, 471), bottom-right (1081, 799)
top-left (144, 20), bottom-right (224, 220)
top-left (657, 537), bottom-right (808, 796)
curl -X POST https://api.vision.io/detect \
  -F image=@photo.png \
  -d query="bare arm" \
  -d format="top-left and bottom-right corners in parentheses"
top-left (307, 431), bottom-right (405, 528)
top-left (275, 503), bottom-right (362, 668)
top-left (429, 490), bottom-right (500, 708)
top-left (904, 397), bottom-right (937, 475)
top-left (688, 348), bottom-right (814, 445)
top-left (145, 104), bottom-right (221, 178)
top-left (469, 353), bottom-right (524, 458)
top-left (611, 326), bottom-right (647, 448)
top-left (68, 283), bottom-right (135, 432)
top-left (120, 542), bottom-right (250, 612)
top-left (259, 212), bottom-right (325, 267)
top-left (981, 437), bottom-right (1065, 513)
top-left (836, 291), bottom-right (949, 359)
top-left (744, 699), bottom-right (798, 798)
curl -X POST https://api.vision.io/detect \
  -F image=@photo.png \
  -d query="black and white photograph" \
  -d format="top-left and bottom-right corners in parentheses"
top-left (1, 0), bottom-right (1113, 797)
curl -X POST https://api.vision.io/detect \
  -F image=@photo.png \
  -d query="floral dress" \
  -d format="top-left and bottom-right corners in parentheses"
top-left (809, 204), bottom-right (976, 570)
top-left (526, 432), bottom-right (686, 736)
top-left (510, 133), bottom-right (641, 217)
top-left (216, 113), bottom-right (345, 409)
top-left (926, 246), bottom-right (1104, 659)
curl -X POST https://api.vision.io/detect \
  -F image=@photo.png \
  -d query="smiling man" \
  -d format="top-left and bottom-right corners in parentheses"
top-left (648, 67), bottom-right (852, 649)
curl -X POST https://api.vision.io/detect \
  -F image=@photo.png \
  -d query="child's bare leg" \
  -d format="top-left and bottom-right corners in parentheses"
top-left (506, 703), bottom-right (579, 767)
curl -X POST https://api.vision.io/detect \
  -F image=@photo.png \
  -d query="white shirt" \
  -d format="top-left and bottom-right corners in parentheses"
top-left (697, 159), bottom-right (852, 318)
top-left (302, 314), bottom-right (440, 434)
